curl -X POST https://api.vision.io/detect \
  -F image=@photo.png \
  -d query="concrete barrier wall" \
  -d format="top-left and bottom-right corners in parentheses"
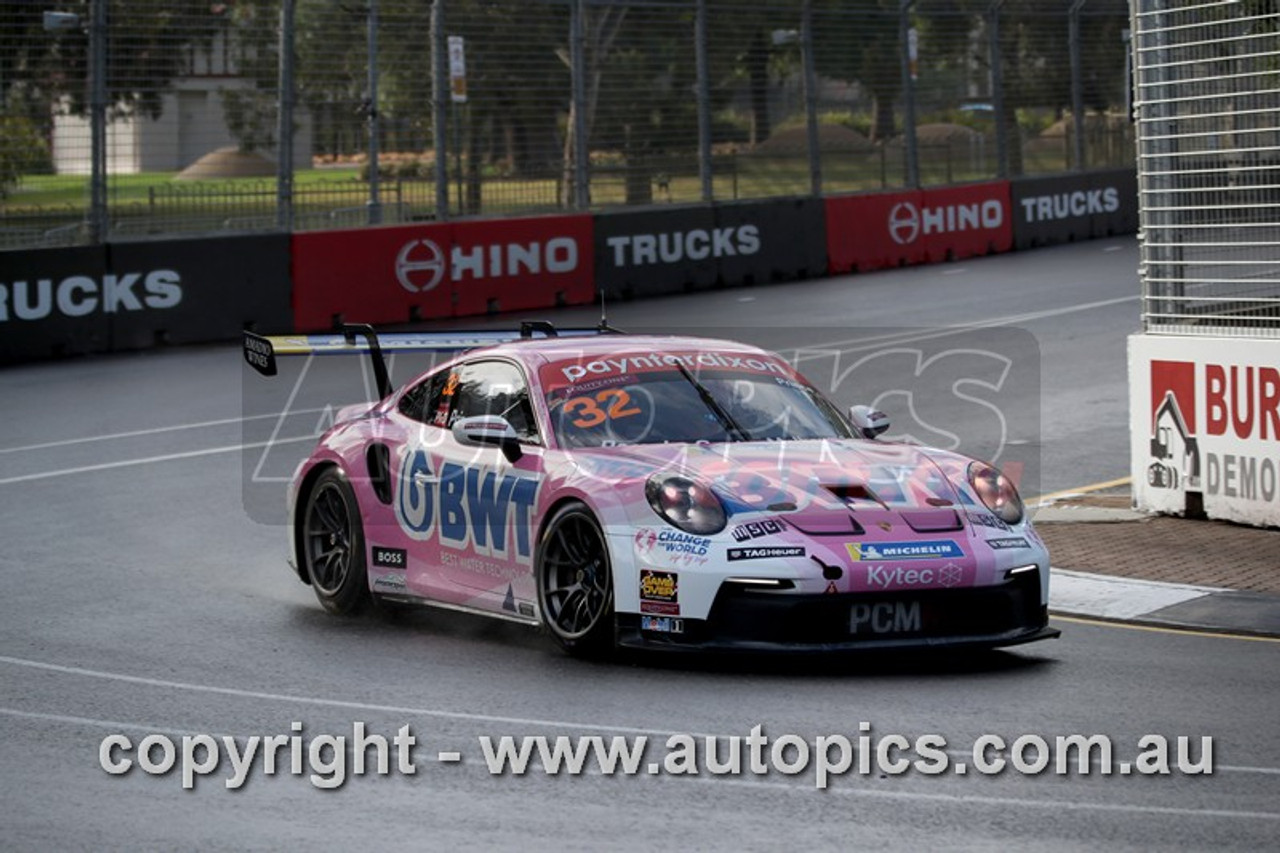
top-left (1, 170), bottom-right (1138, 363)
top-left (1, 235), bottom-right (291, 364)
top-left (1010, 169), bottom-right (1139, 249)
top-left (1129, 333), bottom-right (1280, 527)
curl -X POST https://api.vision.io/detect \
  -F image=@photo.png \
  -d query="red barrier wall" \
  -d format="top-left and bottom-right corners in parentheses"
top-left (291, 214), bottom-right (595, 331)
top-left (825, 181), bottom-right (1013, 274)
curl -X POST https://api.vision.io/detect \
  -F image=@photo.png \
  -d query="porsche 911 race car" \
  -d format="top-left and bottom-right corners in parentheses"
top-left (244, 322), bottom-right (1059, 655)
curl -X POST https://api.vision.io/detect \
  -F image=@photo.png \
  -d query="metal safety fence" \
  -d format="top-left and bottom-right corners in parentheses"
top-left (1133, 0), bottom-right (1280, 337)
top-left (2, 0), bottom-right (1132, 249)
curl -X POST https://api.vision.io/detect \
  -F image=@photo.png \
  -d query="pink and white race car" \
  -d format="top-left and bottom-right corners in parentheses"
top-left (244, 323), bottom-right (1058, 655)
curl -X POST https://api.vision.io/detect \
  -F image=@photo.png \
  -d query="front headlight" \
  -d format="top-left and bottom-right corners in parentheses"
top-left (645, 474), bottom-right (727, 535)
top-left (967, 462), bottom-right (1024, 525)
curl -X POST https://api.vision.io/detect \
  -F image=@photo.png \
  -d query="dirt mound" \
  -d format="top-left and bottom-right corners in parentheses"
top-left (176, 147), bottom-right (276, 180)
top-left (914, 123), bottom-right (982, 145)
top-left (756, 124), bottom-right (875, 154)
top-left (1041, 113), bottom-right (1127, 137)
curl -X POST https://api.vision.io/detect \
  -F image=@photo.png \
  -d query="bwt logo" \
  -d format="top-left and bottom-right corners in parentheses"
top-left (0, 270), bottom-right (183, 322)
top-left (395, 237), bottom-right (579, 294)
top-left (888, 200), bottom-right (1004, 246)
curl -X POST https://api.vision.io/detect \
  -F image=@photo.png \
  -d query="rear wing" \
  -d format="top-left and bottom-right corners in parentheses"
top-left (243, 321), bottom-right (618, 399)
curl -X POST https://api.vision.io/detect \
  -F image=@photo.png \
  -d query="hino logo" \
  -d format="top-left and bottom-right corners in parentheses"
top-left (395, 237), bottom-right (578, 293)
top-left (0, 270), bottom-right (182, 322)
top-left (888, 202), bottom-right (921, 245)
top-left (396, 239), bottom-right (447, 293)
top-left (888, 200), bottom-right (1004, 245)
top-left (1019, 188), bottom-right (1120, 222)
top-left (605, 225), bottom-right (760, 267)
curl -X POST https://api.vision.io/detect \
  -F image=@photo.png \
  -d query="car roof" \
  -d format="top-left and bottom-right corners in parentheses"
top-left (481, 334), bottom-right (777, 364)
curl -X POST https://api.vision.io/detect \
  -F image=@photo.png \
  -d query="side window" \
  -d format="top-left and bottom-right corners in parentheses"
top-left (447, 360), bottom-right (539, 443)
top-left (397, 369), bottom-right (451, 427)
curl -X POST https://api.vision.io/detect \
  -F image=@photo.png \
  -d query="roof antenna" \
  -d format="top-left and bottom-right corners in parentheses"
top-left (597, 287), bottom-right (624, 334)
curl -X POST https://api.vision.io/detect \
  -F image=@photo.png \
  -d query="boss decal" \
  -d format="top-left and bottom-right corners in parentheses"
top-left (730, 518), bottom-right (784, 542)
top-left (987, 537), bottom-right (1032, 550)
top-left (726, 546), bottom-right (805, 561)
top-left (371, 546), bottom-right (407, 568)
top-left (395, 448), bottom-right (540, 562)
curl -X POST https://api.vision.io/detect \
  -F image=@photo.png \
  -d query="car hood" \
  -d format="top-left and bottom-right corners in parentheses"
top-left (567, 439), bottom-right (971, 532)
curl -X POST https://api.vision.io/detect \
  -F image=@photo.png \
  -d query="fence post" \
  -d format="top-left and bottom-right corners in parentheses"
top-left (1069, 0), bottom-right (1087, 170)
top-left (801, 0), bottom-right (822, 196)
top-left (88, 0), bottom-right (107, 243)
top-left (366, 0), bottom-right (382, 224)
top-left (276, 0), bottom-right (295, 232)
top-left (695, 0), bottom-right (712, 202)
top-left (570, 0), bottom-right (589, 209)
top-left (899, 0), bottom-right (919, 188)
top-left (988, 0), bottom-right (1008, 179)
top-left (431, 0), bottom-right (449, 220)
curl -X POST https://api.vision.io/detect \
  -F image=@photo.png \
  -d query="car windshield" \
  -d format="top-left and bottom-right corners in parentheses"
top-left (539, 350), bottom-right (853, 447)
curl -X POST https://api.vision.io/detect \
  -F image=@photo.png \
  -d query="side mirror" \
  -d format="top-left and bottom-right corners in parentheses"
top-left (848, 405), bottom-right (890, 439)
top-left (452, 415), bottom-right (523, 462)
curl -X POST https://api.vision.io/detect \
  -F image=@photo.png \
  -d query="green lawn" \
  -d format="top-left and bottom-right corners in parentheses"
top-left (2, 143), bottom-right (1121, 245)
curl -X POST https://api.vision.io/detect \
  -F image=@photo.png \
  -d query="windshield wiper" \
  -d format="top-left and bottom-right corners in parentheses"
top-left (674, 362), bottom-right (749, 441)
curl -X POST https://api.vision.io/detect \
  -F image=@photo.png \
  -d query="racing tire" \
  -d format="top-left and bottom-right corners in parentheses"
top-left (536, 503), bottom-right (615, 657)
top-left (301, 467), bottom-right (369, 615)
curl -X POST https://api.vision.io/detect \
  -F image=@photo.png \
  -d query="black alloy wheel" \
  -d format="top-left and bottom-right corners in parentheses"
top-left (302, 467), bottom-right (369, 614)
top-left (536, 503), bottom-right (615, 655)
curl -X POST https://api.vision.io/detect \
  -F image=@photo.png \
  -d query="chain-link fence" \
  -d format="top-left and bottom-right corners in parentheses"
top-left (2, 0), bottom-right (1133, 249)
top-left (1134, 0), bottom-right (1280, 337)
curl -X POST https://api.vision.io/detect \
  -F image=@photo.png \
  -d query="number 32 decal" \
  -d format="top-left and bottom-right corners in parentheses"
top-left (564, 389), bottom-right (642, 427)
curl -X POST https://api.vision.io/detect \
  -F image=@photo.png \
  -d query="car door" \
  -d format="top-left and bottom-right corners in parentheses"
top-left (394, 357), bottom-right (545, 615)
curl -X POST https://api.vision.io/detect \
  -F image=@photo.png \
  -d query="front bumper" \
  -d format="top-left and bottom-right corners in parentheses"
top-left (617, 572), bottom-right (1059, 653)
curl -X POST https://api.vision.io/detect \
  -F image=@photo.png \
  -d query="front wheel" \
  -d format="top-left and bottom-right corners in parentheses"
top-left (536, 503), bottom-right (615, 656)
top-left (301, 467), bottom-right (369, 615)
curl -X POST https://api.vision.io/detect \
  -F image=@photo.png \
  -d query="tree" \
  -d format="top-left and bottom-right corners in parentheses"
top-left (18, 1), bottom-right (225, 120)
top-left (0, 113), bottom-right (49, 197)
top-left (557, 3), bottom-right (627, 204)
top-left (812, 0), bottom-right (902, 143)
top-left (217, 2), bottom-right (283, 154)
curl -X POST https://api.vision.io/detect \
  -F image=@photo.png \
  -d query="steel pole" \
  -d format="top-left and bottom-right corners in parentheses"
top-left (1069, 0), bottom-right (1088, 170)
top-left (988, 0), bottom-right (1008, 179)
top-left (276, 0), bottom-right (295, 232)
top-left (431, 0), bottom-right (449, 219)
top-left (899, 0), bottom-right (918, 188)
top-left (801, 0), bottom-right (822, 196)
top-left (367, 0), bottom-right (382, 224)
top-left (88, 0), bottom-right (107, 243)
top-left (695, 0), bottom-right (712, 202)
top-left (570, 0), bottom-right (589, 209)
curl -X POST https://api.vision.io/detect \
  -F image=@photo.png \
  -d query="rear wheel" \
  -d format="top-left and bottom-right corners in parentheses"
top-left (301, 468), bottom-right (368, 615)
top-left (536, 503), bottom-right (615, 656)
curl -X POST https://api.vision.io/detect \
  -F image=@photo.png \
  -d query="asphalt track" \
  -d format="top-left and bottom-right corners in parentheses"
top-left (1, 237), bottom-right (1277, 850)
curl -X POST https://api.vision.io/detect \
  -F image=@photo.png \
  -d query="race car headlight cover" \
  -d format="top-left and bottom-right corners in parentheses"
top-left (645, 475), bottom-right (727, 535)
top-left (967, 462), bottom-right (1024, 525)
